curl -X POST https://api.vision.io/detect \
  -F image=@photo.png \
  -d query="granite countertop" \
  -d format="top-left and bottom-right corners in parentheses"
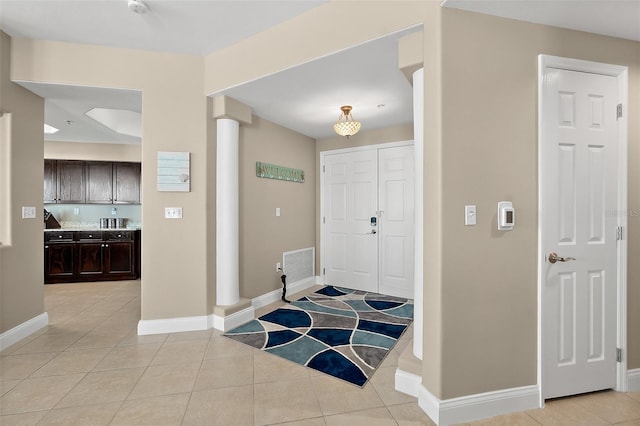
top-left (44, 227), bottom-right (140, 232)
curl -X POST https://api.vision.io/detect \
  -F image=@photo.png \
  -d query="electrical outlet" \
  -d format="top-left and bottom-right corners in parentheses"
top-left (73, 207), bottom-right (80, 215)
top-left (276, 262), bottom-right (281, 272)
top-left (165, 207), bottom-right (183, 219)
top-left (21, 206), bottom-right (36, 219)
top-left (111, 207), bottom-right (117, 215)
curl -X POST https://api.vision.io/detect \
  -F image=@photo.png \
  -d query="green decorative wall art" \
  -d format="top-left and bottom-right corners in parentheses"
top-left (256, 162), bottom-right (304, 183)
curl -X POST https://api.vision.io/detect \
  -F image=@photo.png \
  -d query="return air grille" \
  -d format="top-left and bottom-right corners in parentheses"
top-left (283, 247), bottom-right (315, 284)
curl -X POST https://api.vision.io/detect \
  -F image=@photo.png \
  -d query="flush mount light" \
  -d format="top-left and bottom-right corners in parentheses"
top-left (333, 105), bottom-right (361, 139)
top-left (44, 124), bottom-right (59, 134)
top-left (128, 0), bottom-right (149, 14)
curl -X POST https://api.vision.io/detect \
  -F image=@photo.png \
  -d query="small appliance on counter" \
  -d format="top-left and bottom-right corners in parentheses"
top-left (44, 209), bottom-right (61, 229)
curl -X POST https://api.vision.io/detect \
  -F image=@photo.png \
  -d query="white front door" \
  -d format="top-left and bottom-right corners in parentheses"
top-left (323, 149), bottom-right (378, 292)
top-left (379, 146), bottom-right (414, 299)
top-left (541, 66), bottom-right (619, 399)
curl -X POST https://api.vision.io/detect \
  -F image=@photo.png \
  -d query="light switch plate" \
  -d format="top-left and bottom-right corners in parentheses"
top-left (465, 205), bottom-right (476, 226)
top-left (276, 207), bottom-right (281, 217)
top-left (22, 206), bottom-right (36, 219)
top-left (165, 207), bottom-right (183, 219)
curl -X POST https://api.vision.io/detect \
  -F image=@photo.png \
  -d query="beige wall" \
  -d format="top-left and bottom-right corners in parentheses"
top-left (438, 9), bottom-right (640, 398)
top-left (44, 141), bottom-right (141, 162)
top-left (239, 116), bottom-right (316, 298)
top-left (0, 31), bottom-right (45, 333)
top-left (11, 38), bottom-right (210, 320)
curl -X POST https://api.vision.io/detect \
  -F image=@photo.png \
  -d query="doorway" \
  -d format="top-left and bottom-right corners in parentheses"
top-left (321, 141), bottom-right (414, 299)
top-left (538, 55), bottom-right (628, 400)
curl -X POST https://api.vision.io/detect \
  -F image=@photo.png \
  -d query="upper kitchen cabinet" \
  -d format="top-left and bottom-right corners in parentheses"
top-left (45, 160), bottom-right (141, 205)
top-left (44, 159), bottom-right (57, 203)
top-left (113, 162), bottom-right (140, 204)
top-left (86, 161), bottom-right (114, 203)
top-left (44, 160), bottom-right (85, 203)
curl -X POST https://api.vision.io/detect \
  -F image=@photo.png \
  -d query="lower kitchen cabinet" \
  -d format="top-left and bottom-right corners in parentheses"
top-left (44, 242), bottom-right (75, 280)
top-left (45, 230), bottom-right (140, 284)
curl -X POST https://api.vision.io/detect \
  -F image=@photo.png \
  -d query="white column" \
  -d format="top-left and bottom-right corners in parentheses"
top-left (216, 118), bottom-right (240, 306)
top-left (413, 68), bottom-right (424, 360)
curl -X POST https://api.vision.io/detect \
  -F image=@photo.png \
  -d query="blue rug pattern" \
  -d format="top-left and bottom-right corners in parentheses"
top-left (224, 286), bottom-right (413, 387)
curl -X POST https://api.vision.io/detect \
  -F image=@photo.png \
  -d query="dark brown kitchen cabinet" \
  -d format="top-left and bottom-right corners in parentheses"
top-left (44, 160), bottom-right (140, 205)
top-left (44, 232), bottom-right (75, 280)
top-left (44, 230), bottom-right (139, 284)
top-left (113, 163), bottom-right (140, 204)
top-left (44, 159), bottom-right (57, 203)
top-left (56, 160), bottom-right (86, 203)
top-left (85, 162), bottom-right (114, 204)
top-left (44, 160), bottom-right (85, 203)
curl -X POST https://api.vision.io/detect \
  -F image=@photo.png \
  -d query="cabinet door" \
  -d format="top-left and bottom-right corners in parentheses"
top-left (104, 242), bottom-right (134, 276)
top-left (56, 161), bottom-right (85, 203)
top-left (44, 160), bottom-right (57, 203)
top-left (44, 243), bottom-right (75, 281)
top-left (113, 162), bottom-right (140, 204)
top-left (77, 242), bottom-right (105, 277)
top-left (86, 162), bottom-right (113, 204)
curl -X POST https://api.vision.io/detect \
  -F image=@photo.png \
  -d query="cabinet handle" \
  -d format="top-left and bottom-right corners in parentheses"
top-left (45, 245), bottom-right (49, 249)
top-left (101, 244), bottom-right (104, 248)
top-left (105, 244), bottom-right (109, 247)
top-left (58, 235), bottom-right (63, 239)
top-left (89, 234), bottom-right (92, 238)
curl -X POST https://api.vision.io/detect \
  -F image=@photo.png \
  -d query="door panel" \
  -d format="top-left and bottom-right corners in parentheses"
top-left (541, 68), bottom-right (618, 399)
top-left (379, 146), bottom-right (414, 298)
top-left (324, 150), bottom-right (378, 292)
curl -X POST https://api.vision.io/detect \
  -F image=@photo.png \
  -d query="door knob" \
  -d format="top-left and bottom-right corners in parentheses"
top-left (548, 252), bottom-right (576, 264)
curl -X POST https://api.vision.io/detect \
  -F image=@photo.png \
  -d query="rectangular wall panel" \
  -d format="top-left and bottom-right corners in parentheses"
top-left (558, 144), bottom-right (577, 244)
top-left (558, 272), bottom-right (577, 366)
top-left (588, 270), bottom-right (605, 361)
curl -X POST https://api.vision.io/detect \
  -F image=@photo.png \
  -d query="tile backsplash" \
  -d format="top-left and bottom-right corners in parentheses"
top-left (44, 204), bottom-right (141, 229)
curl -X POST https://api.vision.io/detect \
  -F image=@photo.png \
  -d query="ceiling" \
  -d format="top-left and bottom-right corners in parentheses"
top-left (1, 0), bottom-right (638, 143)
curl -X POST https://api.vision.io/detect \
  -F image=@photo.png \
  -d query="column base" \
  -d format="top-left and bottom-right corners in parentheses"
top-left (212, 298), bottom-right (255, 332)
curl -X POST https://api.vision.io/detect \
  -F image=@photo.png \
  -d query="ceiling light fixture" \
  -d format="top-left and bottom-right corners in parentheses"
top-left (128, 0), bottom-right (149, 14)
top-left (333, 105), bottom-right (361, 139)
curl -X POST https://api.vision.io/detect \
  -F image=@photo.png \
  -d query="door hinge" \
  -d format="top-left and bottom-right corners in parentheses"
top-left (322, 165), bottom-right (325, 173)
top-left (323, 217), bottom-right (325, 224)
top-left (323, 267), bottom-right (325, 275)
top-left (617, 104), bottom-right (622, 120)
top-left (617, 348), bottom-right (622, 363)
top-left (617, 226), bottom-right (623, 241)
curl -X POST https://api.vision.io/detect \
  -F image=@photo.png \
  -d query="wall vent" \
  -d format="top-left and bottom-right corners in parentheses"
top-left (283, 247), bottom-right (315, 284)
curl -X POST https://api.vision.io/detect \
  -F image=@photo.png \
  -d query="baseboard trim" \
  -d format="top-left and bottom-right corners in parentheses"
top-left (417, 384), bottom-right (540, 426)
top-left (137, 278), bottom-right (319, 336)
top-left (137, 315), bottom-right (208, 335)
top-left (251, 276), bottom-right (317, 310)
top-left (0, 312), bottom-right (49, 351)
top-left (628, 368), bottom-right (640, 391)
top-left (395, 367), bottom-right (421, 398)
top-left (211, 306), bottom-right (255, 332)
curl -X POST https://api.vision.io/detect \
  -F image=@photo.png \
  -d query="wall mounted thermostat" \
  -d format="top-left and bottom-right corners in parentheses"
top-left (498, 201), bottom-right (515, 231)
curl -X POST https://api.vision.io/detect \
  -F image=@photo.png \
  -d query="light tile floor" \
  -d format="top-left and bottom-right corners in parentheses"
top-left (0, 280), bottom-right (638, 425)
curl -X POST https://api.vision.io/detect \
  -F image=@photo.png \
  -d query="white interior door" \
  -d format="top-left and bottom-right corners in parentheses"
top-left (379, 146), bottom-right (414, 299)
top-left (541, 67), bottom-right (619, 399)
top-left (323, 150), bottom-right (378, 292)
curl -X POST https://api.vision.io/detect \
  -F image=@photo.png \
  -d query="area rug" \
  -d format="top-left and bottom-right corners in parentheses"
top-left (224, 286), bottom-right (413, 387)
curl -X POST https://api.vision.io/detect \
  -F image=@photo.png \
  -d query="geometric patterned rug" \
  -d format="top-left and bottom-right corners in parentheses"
top-left (224, 286), bottom-right (413, 387)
